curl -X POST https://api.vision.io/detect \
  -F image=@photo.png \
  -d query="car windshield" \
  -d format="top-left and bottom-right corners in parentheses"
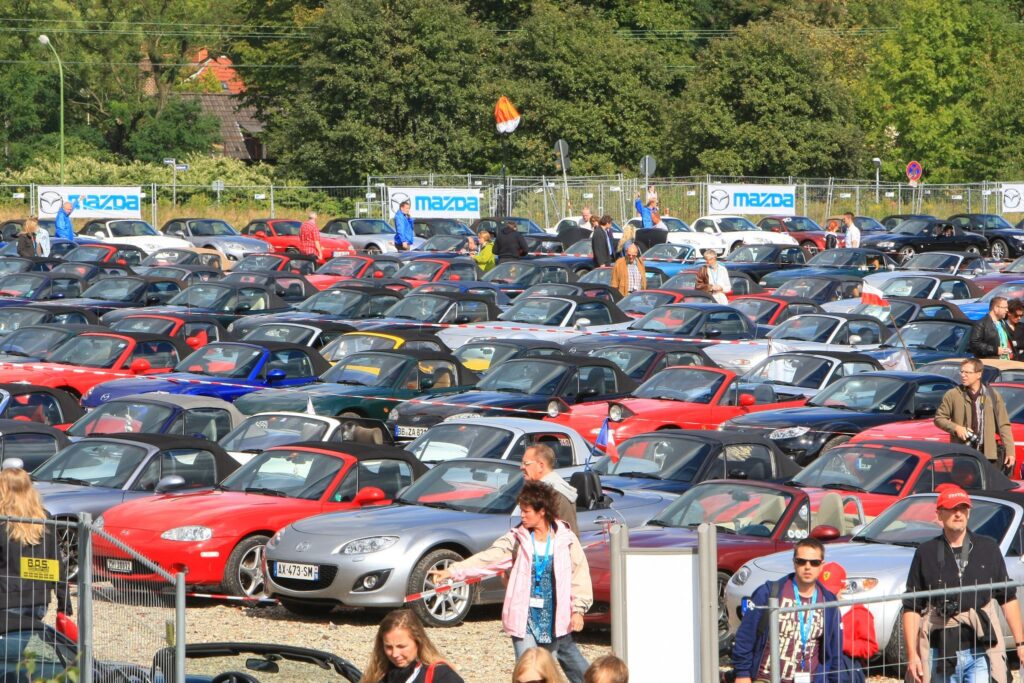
top-left (981, 282), bottom-right (1024, 303)
top-left (484, 262), bottom-right (538, 285)
top-left (429, 221), bottom-right (473, 236)
top-left (729, 246), bottom-right (778, 263)
top-left (793, 447), bottom-right (919, 493)
top-left (143, 250), bottom-right (191, 266)
top-left (244, 324), bottom-right (315, 346)
top-left (420, 236), bottom-right (466, 252)
top-left (176, 344), bottom-right (263, 378)
top-left (903, 253), bottom-right (959, 272)
top-left (774, 278), bottom-right (832, 300)
top-left (477, 360), bottom-right (569, 395)
top-left (631, 305), bottom-right (702, 334)
top-left (731, 298), bottom-right (779, 324)
top-left (383, 295), bottom-right (451, 321)
top-left (594, 435), bottom-right (712, 480)
top-left (321, 334), bottom-right (399, 362)
top-left (780, 217), bottom-right (820, 232)
top-left (454, 343), bottom-right (520, 373)
top-left (66, 246), bottom-right (110, 263)
top-left (188, 220), bottom-right (237, 236)
top-left (744, 355), bottom-right (833, 390)
top-left (851, 300), bottom-right (914, 327)
top-left (395, 261), bottom-right (443, 279)
top-left (236, 255), bottom-right (285, 271)
top-left (650, 482), bottom-right (792, 536)
top-left (769, 316), bottom-right (839, 343)
top-left (167, 284), bottom-right (231, 310)
top-left (500, 298), bottom-right (570, 326)
top-left (887, 323), bottom-right (968, 352)
top-left (806, 376), bottom-right (909, 412)
top-left (219, 449), bottom-right (342, 500)
top-left (644, 244), bottom-right (696, 261)
top-left (661, 218), bottom-right (691, 232)
top-left (296, 289), bottom-right (370, 316)
top-left (633, 367), bottom-right (726, 403)
top-left (407, 424), bottom-right (515, 463)
top-left (806, 250), bottom-right (868, 268)
top-left (881, 277), bottom-right (936, 298)
top-left (220, 415), bottom-right (330, 453)
top-left (893, 219), bottom-right (934, 235)
top-left (0, 327), bottom-right (70, 358)
top-left (592, 347), bottom-right (658, 378)
top-left (349, 219), bottom-right (395, 235)
top-left (1003, 256), bottom-right (1024, 273)
top-left (68, 401), bottom-right (175, 437)
top-left (0, 309), bottom-right (48, 333)
top-left (0, 274), bottom-right (43, 297)
top-left (395, 460), bottom-right (522, 513)
top-left (111, 317), bottom-right (176, 336)
top-left (321, 352), bottom-right (408, 387)
top-left (109, 221), bottom-right (158, 237)
top-left (717, 217), bottom-right (759, 232)
top-left (34, 440), bottom-right (149, 488)
top-left (618, 291), bottom-right (677, 316)
top-left (48, 334), bottom-right (128, 367)
top-left (318, 257), bottom-right (366, 276)
top-left (270, 221), bottom-right (301, 236)
top-left (854, 495), bottom-right (1013, 546)
top-left (565, 241), bottom-right (592, 257)
top-left (81, 278), bottom-right (146, 302)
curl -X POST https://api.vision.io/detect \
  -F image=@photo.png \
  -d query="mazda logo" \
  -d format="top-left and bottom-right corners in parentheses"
top-left (389, 192), bottom-right (410, 211)
top-left (39, 191), bottom-right (63, 214)
top-left (100, 394), bottom-right (110, 402)
top-left (1004, 189), bottom-right (1022, 210)
top-left (295, 542), bottom-right (311, 552)
top-left (709, 189), bottom-right (730, 212)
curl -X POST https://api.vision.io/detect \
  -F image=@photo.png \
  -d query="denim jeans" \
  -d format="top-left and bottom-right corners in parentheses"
top-left (930, 647), bottom-right (989, 683)
top-left (512, 633), bottom-right (589, 683)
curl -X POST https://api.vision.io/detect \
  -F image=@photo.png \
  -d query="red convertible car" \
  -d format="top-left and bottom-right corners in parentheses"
top-left (240, 219), bottom-right (355, 264)
top-left (306, 256), bottom-right (404, 290)
top-left (92, 443), bottom-right (427, 596)
top-left (0, 331), bottom-right (187, 398)
top-left (393, 258), bottom-right (480, 288)
top-left (545, 366), bottom-right (807, 445)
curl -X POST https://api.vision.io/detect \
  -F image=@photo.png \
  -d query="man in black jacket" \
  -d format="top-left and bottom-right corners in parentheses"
top-left (494, 221), bottom-right (528, 261)
top-left (591, 215), bottom-right (614, 267)
top-left (969, 297), bottom-right (1012, 359)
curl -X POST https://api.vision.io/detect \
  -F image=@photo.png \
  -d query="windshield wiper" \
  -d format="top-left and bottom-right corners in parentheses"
top-left (332, 379), bottom-right (366, 386)
top-left (822, 482), bottom-right (868, 493)
top-left (49, 476), bottom-right (92, 487)
top-left (244, 487), bottom-right (286, 497)
top-left (493, 387), bottom-right (527, 393)
top-left (418, 501), bottom-right (455, 510)
top-left (646, 519), bottom-right (672, 527)
top-left (617, 472), bottom-right (662, 479)
top-left (785, 479), bottom-right (804, 487)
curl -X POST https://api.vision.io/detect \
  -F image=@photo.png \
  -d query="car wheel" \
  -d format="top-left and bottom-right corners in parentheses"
top-left (821, 435), bottom-right (851, 456)
top-left (337, 411), bottom-right (361, 418)
top-left (574, 268), bottom-right (590, 278)
top-left (729, 242), bottom-right (743, 254)
top-left (285, 247), bottom-right (300, 255)
top-left (408, 549), bottom-right (473, 627)
top-left (717, 571), bottom-right (732, 652)
top-left (965, 245), bottom-right (982, 256)
top-left (799, 241), bottom-right (819, 257)
top-left (366, 244), bottom-right (382, 256)
top-left (279, 598), bottom-right (336, 617)
top-left (990, 239), bottom-right (1009, 260)
top-left (897, 246), bottom-right (916, 262)
top-left (882, 609), bottom-right (906, 672)
top-left (58, 523), bottom-right (78, 582)
top-left (223, 535), bottom-right (271, 597)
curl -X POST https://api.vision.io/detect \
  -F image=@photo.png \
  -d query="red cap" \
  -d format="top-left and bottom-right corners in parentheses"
top-left (936, 485), bottom-right (972, 510)
top-left (820, 562), bottom-right (846, 595)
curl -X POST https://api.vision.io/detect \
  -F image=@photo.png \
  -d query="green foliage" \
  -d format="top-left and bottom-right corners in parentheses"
top-left (124, 99), bottom-right (220, 163)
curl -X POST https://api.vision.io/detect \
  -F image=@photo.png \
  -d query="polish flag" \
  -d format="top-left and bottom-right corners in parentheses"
top-left (861, 283), bottom-right (889, 307)
top-left (494, 97), bottom-right (521, 134)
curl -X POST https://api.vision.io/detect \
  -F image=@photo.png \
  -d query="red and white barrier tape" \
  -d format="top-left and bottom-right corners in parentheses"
top-left (404, 573), bottom-right (496, 603)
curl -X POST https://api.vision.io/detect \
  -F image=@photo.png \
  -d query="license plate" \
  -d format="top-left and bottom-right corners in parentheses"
top-left (105, 558), bottom-right (132, 574)
top-left (333, 250), bottom-right (348, 257)
top-left (274, 562), bottom-right (318, 581)
top-left (396, 425), bottom-right (427, 438)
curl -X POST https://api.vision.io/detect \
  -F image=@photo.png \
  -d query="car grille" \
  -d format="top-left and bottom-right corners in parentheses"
top-left (273, 564), bottom-right (338, 592)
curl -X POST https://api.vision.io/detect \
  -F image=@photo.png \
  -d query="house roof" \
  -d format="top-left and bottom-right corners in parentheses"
top-left (179, 93), bottom-right (265, 161)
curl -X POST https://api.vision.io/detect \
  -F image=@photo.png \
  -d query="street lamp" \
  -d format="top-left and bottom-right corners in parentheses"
top-left (872, 157), bottom-right (882, 204)
top-left (38, 35), bottom-right (64, 185)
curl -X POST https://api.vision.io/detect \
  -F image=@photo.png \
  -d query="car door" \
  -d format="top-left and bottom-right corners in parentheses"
top-left (145, 281), bottom-right (181, 305)
top-left (263, 349), bottom-right (318, 387)
top-left (936, 279), bottom-right (971, 300)
top-left (327, 458), bottom-right (416, 509)
top-left (703, 310), bottom-right (750, 339)
top-left (128, 340), bottom-right (180, 373)
top-left (131, 448), bottom-right (220, 493)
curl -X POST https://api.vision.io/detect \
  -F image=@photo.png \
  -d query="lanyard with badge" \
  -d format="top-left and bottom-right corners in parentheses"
top-left (792, 581), bottom-right (817, 683)
top-left (530, 532), bottom-right (552, 610)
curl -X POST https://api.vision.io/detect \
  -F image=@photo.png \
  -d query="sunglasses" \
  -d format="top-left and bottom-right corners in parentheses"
top-left (793, 558), bottom-right (823, 567)
top-left (518, 680), bottom-right (546, 683)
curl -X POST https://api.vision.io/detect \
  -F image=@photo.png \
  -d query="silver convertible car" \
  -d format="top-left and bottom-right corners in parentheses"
top-left (724, 491), bottom-right (1024, 661)
top-left (264, 458), bottom-right (673, 626)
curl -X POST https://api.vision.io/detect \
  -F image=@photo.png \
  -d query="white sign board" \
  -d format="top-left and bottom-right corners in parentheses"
top-left (1001, 183), bottom-right (1024, 212)
top-left (707, 183), bottom-right (797, 216)
top-left (37, 185), bottom-right (143, 219)
top-left (387, 186), bottom-right (481, 220)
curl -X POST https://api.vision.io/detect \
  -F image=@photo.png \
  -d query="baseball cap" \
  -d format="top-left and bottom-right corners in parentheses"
top-left (936, 485), bottom-right (972, 510)
top-left (820, 562), bottom-right (846, 595)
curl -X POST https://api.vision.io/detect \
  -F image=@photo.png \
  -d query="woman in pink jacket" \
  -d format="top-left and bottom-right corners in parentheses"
top-left (432, 480), bottom-right (593, 683)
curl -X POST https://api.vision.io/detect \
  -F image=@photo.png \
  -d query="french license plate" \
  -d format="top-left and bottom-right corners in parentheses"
top-left (274, 562), bottom-right (318, 581)
top-left (105, 558), bottom-right (132, 574)
top-left (396, 426), bottom-right (427, 438)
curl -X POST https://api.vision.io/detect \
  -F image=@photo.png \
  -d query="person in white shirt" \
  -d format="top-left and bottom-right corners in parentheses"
top-left (650, 212), bottom-right (669, 231)
top-left (843, 212), bottom-right (860, 249)
top-left (696, 249), bottom-right (731, 304)
top-left (577, 206), bottom-right (592, 230)
top-left (35, 223), bottom-right (51, 257)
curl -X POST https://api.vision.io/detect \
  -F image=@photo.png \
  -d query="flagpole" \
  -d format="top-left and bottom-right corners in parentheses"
top-left (889, 319), bottom-right (916, 371)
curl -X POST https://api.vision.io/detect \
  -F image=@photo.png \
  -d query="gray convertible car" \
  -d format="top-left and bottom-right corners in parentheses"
top-left (264, 458), bottom-right (673, 625)
top-left (160, 218), bottom-right (271, 263)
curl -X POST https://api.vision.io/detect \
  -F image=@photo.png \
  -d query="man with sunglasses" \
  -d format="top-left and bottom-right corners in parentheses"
top-left (935, 357), bottom-right (1015, 474)
top-left (732, 538), bottom-right (843, 683)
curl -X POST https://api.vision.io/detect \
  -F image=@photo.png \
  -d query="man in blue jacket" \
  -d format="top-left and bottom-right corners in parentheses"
top-left (633, 192), bottom-right (655, 229)
top-left (732, 538), bottom-right (843, 683)
top-left (393, 200), bottom-right (414, 250)
top-left (55, 201), bottom-right (75, 241)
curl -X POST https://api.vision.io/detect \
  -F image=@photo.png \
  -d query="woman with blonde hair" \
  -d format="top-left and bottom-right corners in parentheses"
top-left (360, 609), bottom-right (463, 683)
top-left (512, 647), bottom-right (566, 683)
top-left (617, 224), bottom-right (636, 257)
top-left (0, 467), bottom-right (71, 619)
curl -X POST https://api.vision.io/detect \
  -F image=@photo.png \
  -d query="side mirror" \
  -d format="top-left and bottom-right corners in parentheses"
top-left (419, 377), bottom-right (435, 390)
top-left (116, 259), bottom-right (128, 266)
top-left (739, 393), bottom-right (756, 407)
top-left (235, 303), bottom-right (252, 313)
top-left (352, 486), bottom-right (387, 506)
top-left (849, 334), bottom-right (862, 346)
top-left (145, 294), bottom-right (162, 305)
top-left (705, 327), bottom-right (722, 338)
top-left (703, 227), bottom-right (714, 234)
top-left (267, 368), bottom-right (287, 383)
top-left (154, 474), bottom-right (187, 494)
top-left (255, 231), bottom-right (267, 238)
top-left (454, 315), bottom-right (472, 325)
top-left (939, 292), bottom-right (955, 301)
top-left (185, 335), bottom-right (201, 349)
top-left (373, 271), bottom-right (384, 279)
top-left (810, 525), bottom-right (841, 541)
top-left (915, 404), bottom-right (938, 418)
top-left (449, 274), bottom-right (461, 281)
top-left (130, 358), bottom-right (151, 374)
top-left (170, 230), bottom-right (186, 238)
top-left (575, 317), bottom-right (591, 330)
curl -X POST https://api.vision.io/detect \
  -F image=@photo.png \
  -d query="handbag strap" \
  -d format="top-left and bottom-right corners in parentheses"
top-left (424, 661), bottom-right (446, 683)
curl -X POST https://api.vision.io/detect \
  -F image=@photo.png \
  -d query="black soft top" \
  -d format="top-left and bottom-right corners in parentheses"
top-left (272, 441), bottom-right (428, 476)
top-left (86, 434), bottom-right (239, 477)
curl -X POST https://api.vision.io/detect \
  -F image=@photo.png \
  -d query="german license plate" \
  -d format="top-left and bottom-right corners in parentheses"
top-left (274, 562), bottom-right (318, 581)
top-left (396, 426), bottom-right (427, 438)
top-left (105, 558), bottom-right (132, 574)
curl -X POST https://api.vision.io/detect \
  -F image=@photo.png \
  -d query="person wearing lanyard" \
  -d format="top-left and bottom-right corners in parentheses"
top-left (695, 249), bottom-right (732, 305)
top-left (433, 481), bottom-right (593, 683)
top-left (358, 608), bottom-right (463, 682)
top-left (731, 538), bottom-right (843, 683)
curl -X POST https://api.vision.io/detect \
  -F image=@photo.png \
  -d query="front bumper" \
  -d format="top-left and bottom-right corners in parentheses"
top-left (93, 529), bottom-right (236, 586)
top-left (264, 545), bottom-right (410, 608)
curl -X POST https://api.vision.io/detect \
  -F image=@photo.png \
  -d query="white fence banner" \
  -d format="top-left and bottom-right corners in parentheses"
top-left (707, 183), bottom-right (797, 216)
top-left (387, 186), bottom-right (481, 220)
top-left (37, 186), bottom-right (143, 219)
top-left (1001, 183), bottom-right (1024, 212)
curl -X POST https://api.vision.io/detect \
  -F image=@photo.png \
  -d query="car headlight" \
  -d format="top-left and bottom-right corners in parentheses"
top-left (843, 578), bottom-right (879, 595)
top-left (876, 241), bottom-right (895, 248)
top-left (732, 566), bottom-right (751, 586)
top-left (609, 403), bottom-right (634, 422)
top-left (546, 400), bottom-right (564, 418)
top-left (160, 526), bottom-right (213, 542)
top-left (226, 322), bottom-right (237, 333)
top-left (768, 426), bottom-right (810, 440)
top-left (386, 408), bottom-right (400, 423)
top-left (447, 412), bottom-right (483, 421)
top-left (337, 536), bottom-right (399, 555)
top-left (267, 530), bottom-right (282, 550)
top-left (94, 516), bottom-right (104, 530)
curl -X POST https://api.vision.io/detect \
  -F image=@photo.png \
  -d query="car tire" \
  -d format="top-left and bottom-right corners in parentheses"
top-left (574, 268), bottom-right (590, 278)
top-left (366, 244), bottom-right (382, 256)
top-left (279, 598), bottom-right (336, 617)
top-left (990, 239), bottom-right (1009, 260)
top-left (337, 411), bottom-right (361, 418)
top-left (408, 548), bottom-right (473, 627)
top-left (285, 247), bottom-right (300, 255)
top-left (57, 522), bottom-right (78, 583)
top-left (799, 241), bottom-right (819, 257)
top-left (965, 245), bottom-right (982, 256)
top-left (897, 246), bottom-right (916, 263)
top-left (820, 435), bottom-right (851, 456)
top-left (729, 242), bottom-right (743, 254)
top-left (717, 571), bottom-right (732, 653)
top-left (223, 534), bottom-right (271, 597)
top-left (882, 609), bottom-right (906, 672)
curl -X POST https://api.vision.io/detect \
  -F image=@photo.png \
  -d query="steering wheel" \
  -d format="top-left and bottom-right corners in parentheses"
top-left (211, 673), bottom-right (260, 683)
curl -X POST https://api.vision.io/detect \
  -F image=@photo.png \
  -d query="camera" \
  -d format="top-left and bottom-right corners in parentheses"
top-left (965, 429), bottom-right (981, 449)
top-left (935, 596), bottom-right (962, 621)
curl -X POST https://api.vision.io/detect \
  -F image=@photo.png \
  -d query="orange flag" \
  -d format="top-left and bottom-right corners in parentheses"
top-left (494, 96), bottom-right (521, 134)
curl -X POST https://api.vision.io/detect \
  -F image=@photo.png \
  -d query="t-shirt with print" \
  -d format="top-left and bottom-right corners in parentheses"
top-left (757, 581), bottom-right (824, 682)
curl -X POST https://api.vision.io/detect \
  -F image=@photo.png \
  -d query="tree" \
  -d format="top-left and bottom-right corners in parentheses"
top-left (124, 99), bottom-right (220, 162)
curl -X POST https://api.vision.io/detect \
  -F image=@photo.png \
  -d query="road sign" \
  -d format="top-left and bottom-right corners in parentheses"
top-left (175, 164), bottom-right (189, 172)
top-left (640, 155), bottom-right (657, 177)
top-left (906, 160), bottom-right (922, 182)
top-left (554, 139), bottom-right (570, 173)
top-left (211, 180), bottom-right (225, 192)
top-left (163, 158), bottom-right (175, 165)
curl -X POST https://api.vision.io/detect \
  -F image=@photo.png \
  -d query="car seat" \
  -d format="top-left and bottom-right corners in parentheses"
top-left (569, 471), bottom-right (604, 511)
top-left (814, 492), bottom-right (846, 535)
top-left (752, 384), bottom-right (778, 405)
top-left (431, 367), bottom-right (454, 389)
top-left (579, 369), bottom-right (606, 396)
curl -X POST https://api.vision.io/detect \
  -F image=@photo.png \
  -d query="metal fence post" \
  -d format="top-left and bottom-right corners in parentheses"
top-left (175, 572), bottom-right (186, 683)
top-left (609, 523), bottom-right (628, 660)
top-left (769, 596), bottom-right (781, 683)
top-left (697, 524), bottom-right (718, 683)
top-left (78, 512), bottom-right (94, 683)
top-left (151, 182), bottom-right (158, 226)
top-left (269, 185), bottom-right (275, 218)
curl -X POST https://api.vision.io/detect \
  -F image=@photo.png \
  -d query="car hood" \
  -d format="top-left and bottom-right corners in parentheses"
top-left (106, 236), bottom-right (193, 251)
top-left (234, 383), bottom-right (380, 413)
top-left (102, 489), bottom-right (306, 532)
top-left (761, 267), bottom-right (868, 287)
top-left (289, 502), bottom-right (497, 536)
top-left (727, 406), bottom-right (884, 429)
top-left (750, 540), bottom-right (915, 573)
top-left (399, 390), bottom-right (544, 417)
top-left (83, 373), bottom-right (248, 405)
top-left (36, 481), bottom-right (124, 514)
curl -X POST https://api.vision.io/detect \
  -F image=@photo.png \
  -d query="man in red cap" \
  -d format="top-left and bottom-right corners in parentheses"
top-left (820, 562), bottom-right (877, 682)
top-left (903, 486), bottom-right (1024, 682)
